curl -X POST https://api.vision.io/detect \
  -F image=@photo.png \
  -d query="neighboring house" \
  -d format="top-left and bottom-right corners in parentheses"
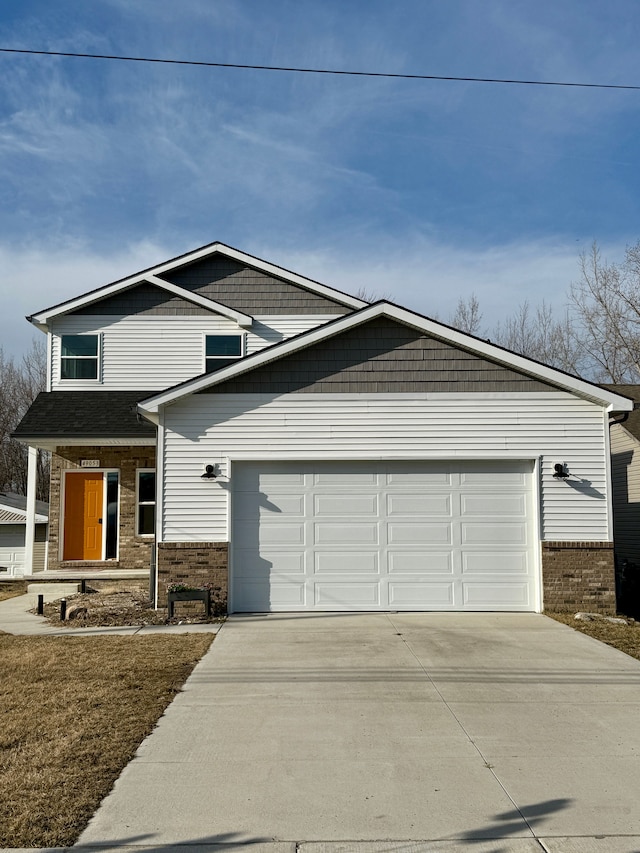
top-left (0, 493), bottom-right (48, 576)
top-left (13, 242), bottom-right (633, 614)
top-left (603, 384), bottom-right (640, 581)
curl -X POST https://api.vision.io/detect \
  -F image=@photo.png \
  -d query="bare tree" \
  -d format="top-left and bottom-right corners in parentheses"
top-left (0, 338), bottom-right (49, 500)
top-left (567, 241), bottom-right (640, 382)
top-left (353, 286), bottom-right (394, 303)
top-left (492, 301), bottom-right (580, 373)
top-left (448, 293), bottom-right (484, 336)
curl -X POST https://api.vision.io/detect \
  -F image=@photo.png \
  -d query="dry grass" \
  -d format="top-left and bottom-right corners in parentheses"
top-left (547, 612), bottom-right (640, 662)
top-left (0, 580), bottom-right (28, 601)
top-left (0, 632), bottom-right (214, 847)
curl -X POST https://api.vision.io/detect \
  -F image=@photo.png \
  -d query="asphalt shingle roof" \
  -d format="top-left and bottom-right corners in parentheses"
top-left (12, 392), bottom-right (156, 439)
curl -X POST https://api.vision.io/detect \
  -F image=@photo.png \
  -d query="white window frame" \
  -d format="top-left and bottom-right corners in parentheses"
top-left (59, 333), bottom-right (102, 383)
top-left (203, 332), bottom-right (245, 374)
top-left (136, 469), bottom-right (156, 538)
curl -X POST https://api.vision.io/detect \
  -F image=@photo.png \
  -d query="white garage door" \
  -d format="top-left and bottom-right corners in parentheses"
top-left (231, 460), bottom-right (537, 612)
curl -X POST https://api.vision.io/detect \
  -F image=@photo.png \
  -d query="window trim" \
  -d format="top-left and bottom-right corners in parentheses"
top-left (136, 468), bottom-right (156, 538)
top-left (203, 332), bottom-right (245, 374)
top-left (59, 333), bottom-right (102, 383)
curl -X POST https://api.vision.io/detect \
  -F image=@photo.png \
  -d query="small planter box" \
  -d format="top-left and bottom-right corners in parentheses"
top-left (167, 589), bottom-right (211, 619)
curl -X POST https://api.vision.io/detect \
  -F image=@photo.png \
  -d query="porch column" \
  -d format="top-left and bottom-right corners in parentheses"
top-left (24, 445), bottom-right (38, 575)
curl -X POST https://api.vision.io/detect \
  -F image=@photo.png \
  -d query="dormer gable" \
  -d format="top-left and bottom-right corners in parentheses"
top-left (28, 242), bottom-right (365, 329)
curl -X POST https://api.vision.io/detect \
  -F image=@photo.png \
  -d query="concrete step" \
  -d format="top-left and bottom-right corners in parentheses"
top-left (27, 582), bottom-right (81, 604)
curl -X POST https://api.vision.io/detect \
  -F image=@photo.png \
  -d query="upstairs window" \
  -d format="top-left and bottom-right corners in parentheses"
top-left (205, 334), bottom-right (243, 373)
top-left (61, 335), bottom-right (99, 380)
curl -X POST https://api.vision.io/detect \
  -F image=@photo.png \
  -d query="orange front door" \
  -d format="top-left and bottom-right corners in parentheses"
top-left (63, 472), bottom-right (104, 560)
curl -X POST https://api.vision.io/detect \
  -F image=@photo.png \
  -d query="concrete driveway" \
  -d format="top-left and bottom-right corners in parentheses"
top-left (77, 613), bottom-right (640, 852)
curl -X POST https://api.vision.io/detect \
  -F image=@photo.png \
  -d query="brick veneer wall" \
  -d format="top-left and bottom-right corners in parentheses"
top-left (48, 445), bottom-right (156, 572)
top-left (542, 541), bottom-right (616, 614)
top-left (157, 542), bottom-right (228, 614)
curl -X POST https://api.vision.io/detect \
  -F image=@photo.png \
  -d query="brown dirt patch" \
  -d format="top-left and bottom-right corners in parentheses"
top-left (0, 632), bottom-right (214, 847)
top-left (547, 612), bottom-right (640, 661)
top-left (36, 587), bottom-right (219, 627)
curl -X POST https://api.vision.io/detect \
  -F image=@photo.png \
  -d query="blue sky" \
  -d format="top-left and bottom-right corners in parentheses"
top-left (1, 0), bottom-right (640, 357)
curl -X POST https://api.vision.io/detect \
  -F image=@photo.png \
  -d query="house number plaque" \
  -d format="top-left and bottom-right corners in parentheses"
top-left (80, 459), bottom-right (100, 468)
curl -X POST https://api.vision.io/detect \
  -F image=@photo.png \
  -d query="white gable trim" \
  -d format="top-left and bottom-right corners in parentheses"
top-left (28, 242), bottom-right (366, 326)
top-left (138, 302), bottom-right (635, 414)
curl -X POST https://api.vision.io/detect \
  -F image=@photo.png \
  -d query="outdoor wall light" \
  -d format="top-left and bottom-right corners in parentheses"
top-left (553, 462), bottom-right (570, 479)
top-left (201, 464), bottom-right (217, 480)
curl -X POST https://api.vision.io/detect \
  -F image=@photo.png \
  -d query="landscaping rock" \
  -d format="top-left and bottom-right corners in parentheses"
top-left (66, 605), bottom-right (88, 620)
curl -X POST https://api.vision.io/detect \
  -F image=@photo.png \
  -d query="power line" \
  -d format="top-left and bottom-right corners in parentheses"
top-left (1, 46), bottom-right (639, 91)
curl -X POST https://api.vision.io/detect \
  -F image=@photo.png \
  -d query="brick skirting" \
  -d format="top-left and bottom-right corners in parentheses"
top-left (157, 541), bottom-right (228, 614)
top-left (155, 540), bottom-right (614, 616)
top-left (542, 541), bottom-right (616, 614)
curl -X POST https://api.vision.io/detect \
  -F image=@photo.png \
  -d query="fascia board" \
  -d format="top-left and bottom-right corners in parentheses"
top-left (29, 242), bottom-right (366, 325)
top-left (145, 276), bottom-right (253, 326)
top-left (139, 301), bottom-right (635, 414)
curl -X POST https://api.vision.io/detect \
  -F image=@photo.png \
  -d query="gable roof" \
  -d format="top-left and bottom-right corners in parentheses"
top-left (138, 302), bottom-right (634, 415)
top-left (0, 492), bottom-right (48, 524)
top-left (27, 242), bottom-right (366, 328)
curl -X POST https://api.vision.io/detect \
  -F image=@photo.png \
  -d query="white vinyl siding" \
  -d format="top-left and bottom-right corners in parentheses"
top-left (49, 315), bottom-right (340, 390)
top-left (159, 392), bottom-right (609, 545)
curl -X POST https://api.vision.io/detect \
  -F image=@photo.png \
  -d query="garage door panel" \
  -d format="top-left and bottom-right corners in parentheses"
top-left (315, 582), bottom-right (380, 607)
top-left (389, 552), bottom-right (453, 574)
top-left (462, 552), bottom-right (529, 574)
top-left (461, 495), bottom-right (527, 516)
top-left (270, 583), bottom-right (307, 606)
top-left (236, 494), bottom-right (305, 520)
top-left (260, 523), bottom-right (306, 545)
top-left (387, 495), bottom-right (451, 515)
top-left (461, 469), bottom-right (527, 485)
top-left (235, 468), bottom-right (306, 490)
top-left (237, 550), bottom-right (306, 575)
top-left (314, 523), bottom-right (379, 544)
top-left (387, 463), bottom-right (452, 485)
top-left (314, 494), bottom-right (378, 515)
top-left (388, 522), bottom-right (451, 544)
top-left (314, 471), bottom-right (378, 486)
top-left (315, 552), bottom-right (379, 574)
top-left (389, 582), bottom-right (454, 606)
top-left (463, 582), bottom-right (530, 607)
top-left (232, 460), bottom-right (537, 612)
top-left (461, 523), bottom-right (528, 544)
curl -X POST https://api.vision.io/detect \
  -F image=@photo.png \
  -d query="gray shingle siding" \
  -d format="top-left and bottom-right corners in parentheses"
top-left (163, 256), bottom-right (351, 315)
top-left (70, 282), bottom-right (214, 316)
top-left (202, 317), bottom-right (557, 394)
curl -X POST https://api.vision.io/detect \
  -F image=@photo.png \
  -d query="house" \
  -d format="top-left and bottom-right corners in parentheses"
top-left (13, 242), bottom-right (633, 614)
top-left (0, 492), bottom-right (48, 576)
top-left (603, 384), bottom-right (640, 614)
